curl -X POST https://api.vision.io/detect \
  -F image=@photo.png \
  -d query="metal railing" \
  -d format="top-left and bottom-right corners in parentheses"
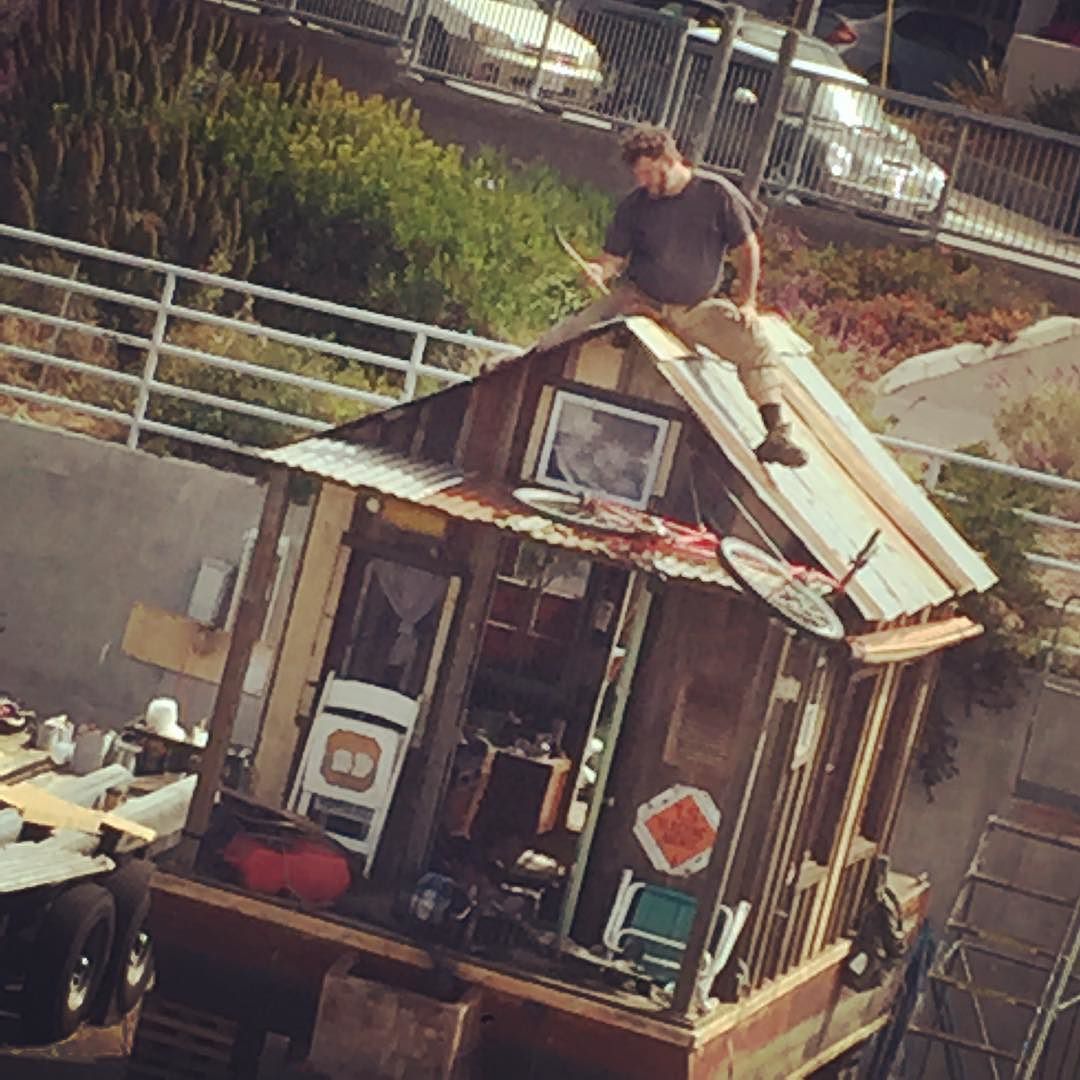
top-left (879, 435), bottom-right (1080, 579)
top-left (268, 0), bottom-right (1080, 273)
top-left (0, 223), bottom-right (517, 456)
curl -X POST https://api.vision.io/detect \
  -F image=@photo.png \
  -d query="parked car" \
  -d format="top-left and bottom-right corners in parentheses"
top-left (295, 0), bottom-right (604, 103)
top-left (815, 4), bottom-right (1002, 99)
top-left (682, 15), bottom-right (948, 218)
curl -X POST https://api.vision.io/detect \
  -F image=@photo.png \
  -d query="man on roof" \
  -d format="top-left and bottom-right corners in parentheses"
top-left (538, 125), bottom-right (807, 468)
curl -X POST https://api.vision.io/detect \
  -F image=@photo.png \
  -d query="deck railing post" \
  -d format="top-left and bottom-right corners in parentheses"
top-left (685, 4), bottom-right (743, 166)
top-left (128, 270), bottom-right (175, 451)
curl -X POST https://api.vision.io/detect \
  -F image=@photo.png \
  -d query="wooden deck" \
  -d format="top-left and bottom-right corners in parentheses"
top-left (149, 869), bottom-right (930, 1079)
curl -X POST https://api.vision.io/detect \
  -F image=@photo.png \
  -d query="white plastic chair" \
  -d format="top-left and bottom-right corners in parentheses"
top-left (289, 672), bottom-right (419, 875)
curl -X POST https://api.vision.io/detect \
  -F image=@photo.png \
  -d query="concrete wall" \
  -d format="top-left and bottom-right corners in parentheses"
top-left (1005, 34), bottom-right (1080, 108)
top-left (890, 666), bottom-right (1079, 927)
top-left (0, 417), bottom-right (306, 744)
top-left (1014, 0), bottom-right (1059, 36)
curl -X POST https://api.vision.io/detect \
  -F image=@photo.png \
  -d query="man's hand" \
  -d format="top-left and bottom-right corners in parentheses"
top-left (736, 298), bottom-right (758, 323)
top-left (582, 261), bottom-right (610, 291)
top-left (731, 235), bottom-right (761, 322)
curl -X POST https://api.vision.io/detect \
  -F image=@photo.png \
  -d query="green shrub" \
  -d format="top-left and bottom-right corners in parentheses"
top-left (1025, 83), bottom-right (1080, 136)
top-left (187, 77), bottom-right (609, 340)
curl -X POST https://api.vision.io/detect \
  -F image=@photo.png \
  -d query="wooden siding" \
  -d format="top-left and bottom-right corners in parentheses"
top-left (572, 585), bottom-right (774, 944)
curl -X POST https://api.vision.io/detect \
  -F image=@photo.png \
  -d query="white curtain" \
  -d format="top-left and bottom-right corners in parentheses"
top-left (372, 560), bottom-right (445, 671)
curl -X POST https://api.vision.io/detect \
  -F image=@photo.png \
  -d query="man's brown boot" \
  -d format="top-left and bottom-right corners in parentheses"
top-left (755, 424), bottom-right (808, 468)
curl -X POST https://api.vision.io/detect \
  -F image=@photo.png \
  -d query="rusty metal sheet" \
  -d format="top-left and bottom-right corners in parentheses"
top-left (265, 439), bottom-right (738, 589)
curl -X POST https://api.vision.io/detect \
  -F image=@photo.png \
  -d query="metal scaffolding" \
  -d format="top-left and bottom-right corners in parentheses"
top-left (899, 601), bottom-right (1080, 1078)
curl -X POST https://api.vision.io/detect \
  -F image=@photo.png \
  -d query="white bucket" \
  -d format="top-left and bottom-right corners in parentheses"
top-left (146, 697), bottom-right (180, 735)
top-left (71, 728), bottom-right (115, 776)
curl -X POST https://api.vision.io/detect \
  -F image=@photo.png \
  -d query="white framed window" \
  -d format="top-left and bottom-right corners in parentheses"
top-left (534, 390), bottom-right (670, 509)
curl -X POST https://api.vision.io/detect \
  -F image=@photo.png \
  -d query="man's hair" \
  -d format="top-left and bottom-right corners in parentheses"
top-left (619, 125), bottom-right (680, 166)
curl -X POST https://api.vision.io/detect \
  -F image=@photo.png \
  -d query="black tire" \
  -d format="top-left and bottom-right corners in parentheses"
top-left (94, 860), bottom-right (154, 1019)
top-left (21, 882), bottom-right (116, 1043)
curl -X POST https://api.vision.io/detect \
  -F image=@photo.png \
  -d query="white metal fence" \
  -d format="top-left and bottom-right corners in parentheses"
top-left (2, 222), bottom-right (1077, 581)
top-left (270, 0), bottom-right (1080, 272)
top-left (0, 223), bottom-right (516, 457)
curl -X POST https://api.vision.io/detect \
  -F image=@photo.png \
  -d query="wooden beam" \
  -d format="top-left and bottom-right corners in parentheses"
top-left (0, 782), bottom-right (155, 843)
top-left (723, 638), bottom-right (824, 996)
top-left (396, 524), bottom-right (502, 885)
top-left (398, 362), bottom-right (531, 881)
top-left (671, 618), bottom-right (790, 1016)
top-left (251, 482), bottom-right (355, 805)
top-left (880, 656), bottom-right (939, 848)
top-left (175, 467), bottom-right (291, 869)
top-left (151, 871), bottom-right (696, 1048)
top-left (558, 575), bottom-right (654, 943)
top-left (788, 1016), bottom-right (890, 1079)
top-left (806, 663), bottom-right (898, 956)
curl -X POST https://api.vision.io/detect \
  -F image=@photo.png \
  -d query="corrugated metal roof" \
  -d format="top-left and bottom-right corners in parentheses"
top-left (426, 482), bottom-right (738, 587)
top-left (625, 316), bottom-right (996, 620)
top-left (265, 439), bottom-right (463, 500)
top-left (266, 438), bottom-right (737, 588)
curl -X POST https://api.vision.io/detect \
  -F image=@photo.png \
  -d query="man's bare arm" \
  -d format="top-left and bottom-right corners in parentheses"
top-left (730, 234), bottom-right (761, 310)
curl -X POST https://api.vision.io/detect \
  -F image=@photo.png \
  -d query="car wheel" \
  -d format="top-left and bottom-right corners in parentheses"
top-left (93, 860), bottom-right (155, 1020)
top-left (21, 883), bottom-right (116, 1043)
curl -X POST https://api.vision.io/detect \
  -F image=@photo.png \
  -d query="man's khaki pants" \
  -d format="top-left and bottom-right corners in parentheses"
top-left (536, 283), bottom-right (783, 409)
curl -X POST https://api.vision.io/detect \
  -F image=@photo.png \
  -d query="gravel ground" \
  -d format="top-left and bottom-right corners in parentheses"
top-left (0, 1011), bottom-right (133, 1079)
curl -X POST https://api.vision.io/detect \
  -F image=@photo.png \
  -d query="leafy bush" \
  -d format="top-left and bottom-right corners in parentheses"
top-left (184, 78), bottom-right (608, 340)
top-left (995, 376), bottom-right (1080, 557)
top-left (147, 320), bottom-right (403, 454)
top-left (996, 373), bottom-right (1080, 479)
top-left (760, 226), bottom-right (1048, 383)
top-left (761, 226), bottom-right (1048, 320)
top-left (1026, 83), bottom-right (1080, 136)
top-left (0, 0), bottom-right (288, 274)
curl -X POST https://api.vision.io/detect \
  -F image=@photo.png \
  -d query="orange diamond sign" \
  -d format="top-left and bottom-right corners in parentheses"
top-left (634, 784), bottom-right (720, 877)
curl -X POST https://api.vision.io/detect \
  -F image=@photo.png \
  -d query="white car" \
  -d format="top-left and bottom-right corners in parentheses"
top-left (686, 15), bottom-right (948, 218)
top-left (297, 0), bottom-right (604, 103)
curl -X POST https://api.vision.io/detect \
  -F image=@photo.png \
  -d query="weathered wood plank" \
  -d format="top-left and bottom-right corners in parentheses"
top-left (0, 781), bottom-right (154, 842)
top-left (251, 481), bottom-right (356, 805)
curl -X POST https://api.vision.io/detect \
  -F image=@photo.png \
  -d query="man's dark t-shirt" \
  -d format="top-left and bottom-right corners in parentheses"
top-left (603, 175), bottom-right (758, 306)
